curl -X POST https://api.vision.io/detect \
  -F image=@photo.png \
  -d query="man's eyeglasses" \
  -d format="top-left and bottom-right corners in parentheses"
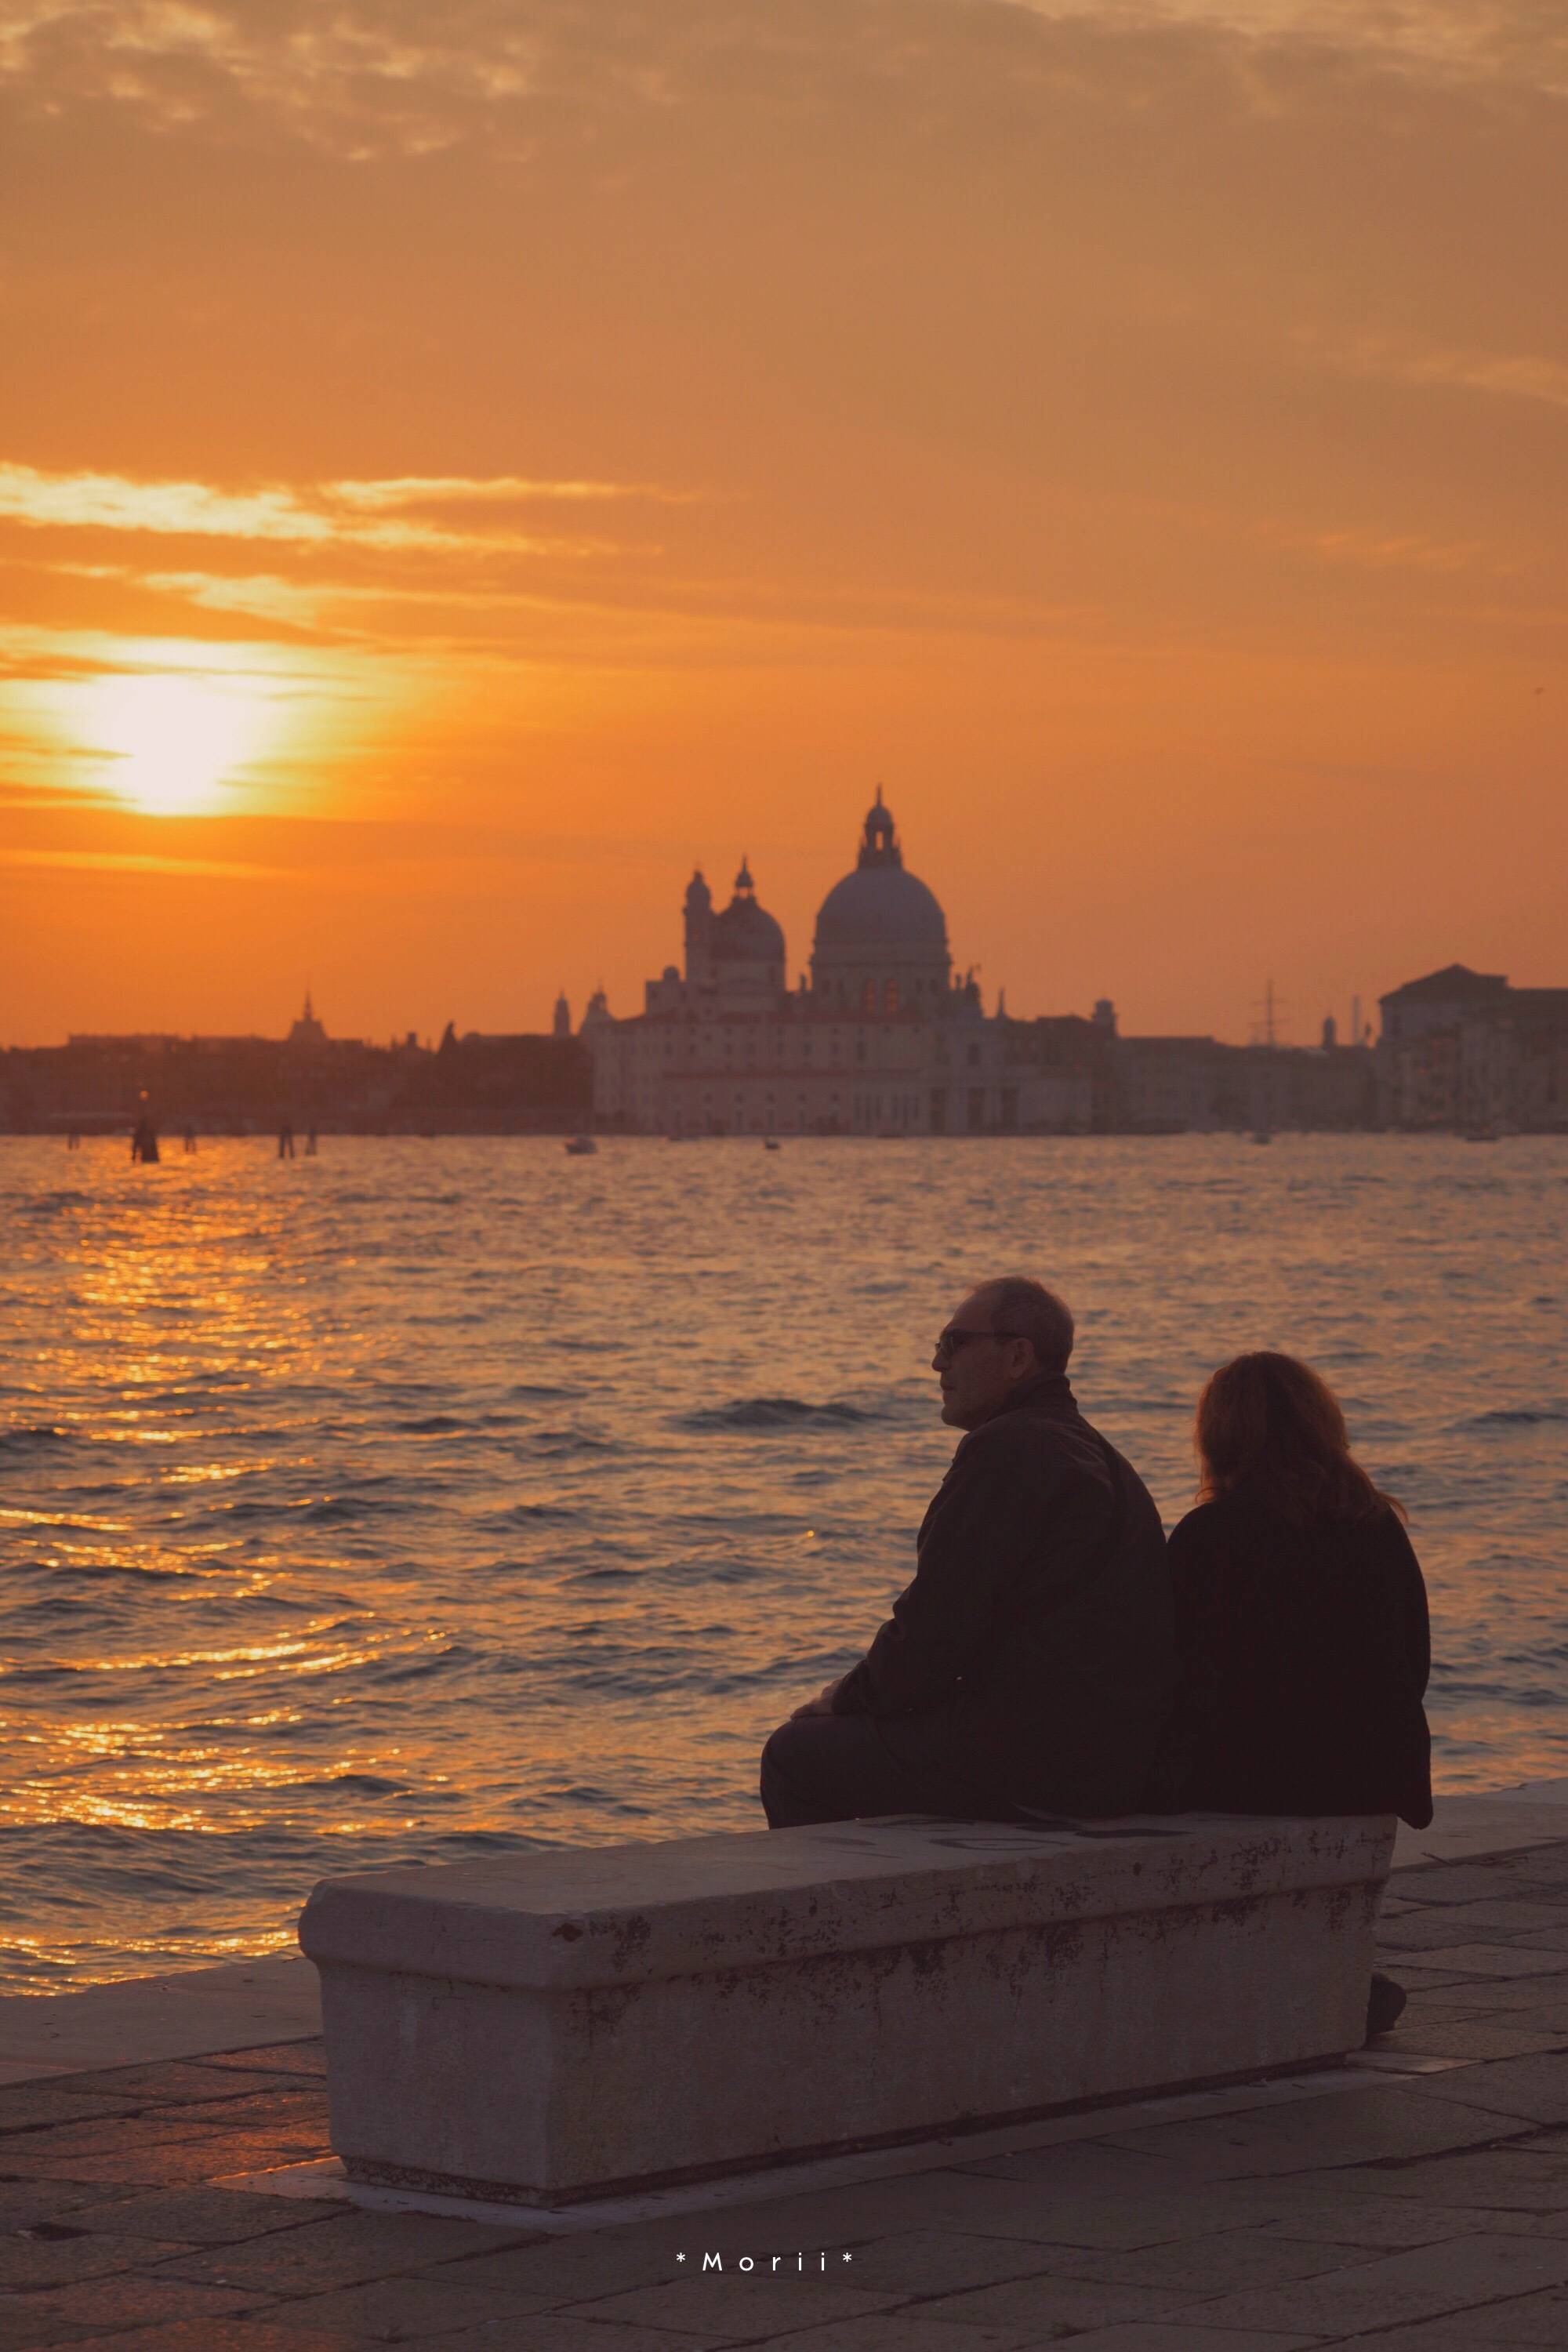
top-left (933, 1327), bottom-right (1022, 1367)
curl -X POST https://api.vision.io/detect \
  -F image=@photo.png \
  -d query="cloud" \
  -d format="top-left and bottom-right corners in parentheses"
top-left (4, 1), bottom-right (1559, 176)
top-left (327, 474), bottom-right (693, 508)
top-left (999, 1), bottom-right (1568, 89)
top-left (1372, 346), bottom-right (1568, 411)
top-left (0, 844), bottom-right (281, 878)
top-left (1258, 521), bottom-right (1494, 574)
top-left (0, 464), bottom-right (664, 554)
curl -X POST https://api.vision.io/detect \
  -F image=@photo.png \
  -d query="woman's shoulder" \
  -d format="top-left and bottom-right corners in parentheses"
top-left (1169, 1491), bottom-right (1254, 1540)
top-left (1167, 1494), bottom-right (1250, 1557)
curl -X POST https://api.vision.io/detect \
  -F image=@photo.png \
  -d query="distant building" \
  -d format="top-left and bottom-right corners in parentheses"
top-left (0, 997), bottom-right (588, 1135)
top-left (422, 1025), bottom-right (590, 1130)
top-left (5, 885), bottom-right (1556, 1142)
top-left (584, 791), bottom-right (1394, 1138)
top-left (286, 989), bottom-right (328, 1050)
top-left (589, 793), bottom-right (1013, 1136)
top-left (1379, 965), bottom-right (1568, 1131)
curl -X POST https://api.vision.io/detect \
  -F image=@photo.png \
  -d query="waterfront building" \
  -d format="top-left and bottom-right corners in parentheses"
top-left (1378, 966), bottom-right (1568, 1131)
top-left (5, 875), bottom-right (1557, 1139)
top-left (589, 793), bottom-right (1018, 1136)
top-left (585, 792), bottom-right (1393, 1138)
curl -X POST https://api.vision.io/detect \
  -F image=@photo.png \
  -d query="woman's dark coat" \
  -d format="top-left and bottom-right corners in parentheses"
top-left (1161, 1486), bottom-right (1433, 1829)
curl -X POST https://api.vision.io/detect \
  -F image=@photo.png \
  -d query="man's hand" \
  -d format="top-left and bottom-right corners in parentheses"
top-left (790, 1675), bottom-right (845, 1721)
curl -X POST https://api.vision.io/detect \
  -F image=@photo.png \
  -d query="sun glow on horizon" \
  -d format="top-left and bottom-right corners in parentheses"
top-left (82, 672), bottom-right (277, 815)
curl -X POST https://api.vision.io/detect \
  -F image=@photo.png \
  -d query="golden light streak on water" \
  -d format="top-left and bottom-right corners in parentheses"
top-left (0, 1506), bottom-right (132, 1530)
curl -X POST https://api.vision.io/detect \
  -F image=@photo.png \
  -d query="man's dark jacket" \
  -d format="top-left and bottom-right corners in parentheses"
top-left (830, 1374), bottom-right (1178, 1817)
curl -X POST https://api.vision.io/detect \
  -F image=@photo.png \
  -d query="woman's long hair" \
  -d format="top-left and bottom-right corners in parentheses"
top-left (1196, 1352), bottom-right (1403, 1525)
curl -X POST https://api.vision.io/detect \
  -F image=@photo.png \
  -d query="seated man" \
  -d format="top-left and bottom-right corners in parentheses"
top-left (760, 1277), bottom-right (1178, 1828)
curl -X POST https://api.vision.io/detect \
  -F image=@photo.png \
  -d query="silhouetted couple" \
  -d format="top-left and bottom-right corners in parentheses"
top-left (760, 1279), bottom-right (1432, 1991)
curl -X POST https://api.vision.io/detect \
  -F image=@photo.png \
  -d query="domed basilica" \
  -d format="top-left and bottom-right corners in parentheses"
top-left (587, 793), bottom-right (1055, 1137)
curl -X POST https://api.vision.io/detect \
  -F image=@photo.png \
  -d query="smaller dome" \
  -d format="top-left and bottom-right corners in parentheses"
top-left (712, 858), bottom-right (786, 963)
top-left (713, 900), bottom-right (785, 962)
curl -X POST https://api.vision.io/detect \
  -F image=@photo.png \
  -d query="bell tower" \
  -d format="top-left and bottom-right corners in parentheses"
top-left (683, 869), bottom-right (713, 986)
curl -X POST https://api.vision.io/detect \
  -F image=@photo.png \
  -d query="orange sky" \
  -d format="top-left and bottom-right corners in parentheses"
top-left (2, 0), bottom-right (1564, 1047)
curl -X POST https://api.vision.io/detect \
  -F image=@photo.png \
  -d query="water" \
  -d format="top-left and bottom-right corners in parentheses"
top-left (2, 1134), bottom-right (1563, 1994)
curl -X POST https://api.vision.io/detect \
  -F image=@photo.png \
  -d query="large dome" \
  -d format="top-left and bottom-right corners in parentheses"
top-left (813, 791), bottom-right (948, 953)
top-left (815, 865), bottom-right (947, 949)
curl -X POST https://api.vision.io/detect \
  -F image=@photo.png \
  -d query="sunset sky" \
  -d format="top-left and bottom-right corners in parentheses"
top-left (2, 0), bottom-right (1564, 1046)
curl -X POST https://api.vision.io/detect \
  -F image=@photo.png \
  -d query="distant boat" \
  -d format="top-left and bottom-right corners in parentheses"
top-left (764, 1136), bottom-right (780, 1151)
top-left (564, 1135), bottom-right (598, 1156)
top-left (1463, 1123), bottom-right (1499, 1143)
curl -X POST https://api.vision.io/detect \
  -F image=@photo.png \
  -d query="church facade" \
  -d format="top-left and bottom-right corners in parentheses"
top-left (585, 794), bottom-right (1072, 1136)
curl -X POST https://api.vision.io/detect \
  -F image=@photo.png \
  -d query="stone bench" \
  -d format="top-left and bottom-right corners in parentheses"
top-left (298, 1810), bottom-right (1396, 2209)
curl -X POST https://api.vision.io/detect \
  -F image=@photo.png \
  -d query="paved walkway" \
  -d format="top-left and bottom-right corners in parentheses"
top-left (13, 1820), bottom-right (1568, 2347)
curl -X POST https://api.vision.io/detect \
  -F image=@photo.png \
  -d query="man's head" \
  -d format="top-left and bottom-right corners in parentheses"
top-left (932, 1277), bottom-right (1075, 1429)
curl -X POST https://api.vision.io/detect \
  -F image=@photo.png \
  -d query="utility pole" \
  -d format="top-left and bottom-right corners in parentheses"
top-left (1250, 979), bottom-right (1286, 1047)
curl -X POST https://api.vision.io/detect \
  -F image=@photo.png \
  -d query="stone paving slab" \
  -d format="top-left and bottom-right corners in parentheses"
top-left (145, 2208), bottom-right (536, 2295)
top-left (268, 2270), bottom-right (559, 2337)
top-left (0, 2182), bottom-right (128, 2234)
top-left (1461, 2285), bottom-right (1568, 2342)
top-left (415, 2318), bottom-right (735, 2352)
top-left (692, 2319), bottom-right (1033, 2352)
top-left (1250, 2194), bottom-right (1559, 2249)
top-left (1342, 2325), bottom-right (1568, 2350)
top-left (1412, 1944), bottom-right (1568, 1980)
top-left (59, 2186), bottom-right (352, 2245)
top-left (0, 2230), bottom-right (194, 2288)
top-left (201, 2044), bottom-right (328, 2078)
top-left (1398, 2051), bottom-right (1568, 2125)
top-left (74, 2327), bottom-right (358, 2352)
top-left (1103, 2084), bottom-right (1537, 2176)
top-left (34, 2060), bottom-right (305, 2105)
top-left (1027, 2225), bottom-right (1388, 2294)
top-left (890, 2270), bottom-right (1213, 2332)
top-left (1185, 2227), bottom-right (1568, 2334)
top-left (32, 2271), bottom-right (263, 2331)
top-left (0, 1959), bottom-right (319, 2084)
top-left (426, 2223), bottom-right (691, 2302)
top-left (817, 2227), bottom-right (1101, 2296)
top-left (1389, 2020), bottom-right (1568, 2061)
top-left (1040, 2331), bottom-right (1325, 2351)
top-left (1387, 1911), bottom-right (1568, 1955)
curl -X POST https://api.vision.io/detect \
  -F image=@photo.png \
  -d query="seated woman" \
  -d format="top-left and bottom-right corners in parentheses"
top-left (1162, 1351), bottom-right (1432, 2037)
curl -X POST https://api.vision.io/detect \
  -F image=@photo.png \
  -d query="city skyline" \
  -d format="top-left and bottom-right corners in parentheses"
top-left (0, 896), bottom-right (1528, 1057)
top-left (1, 787), bottom-right (1555, 1056)
top-left (3, 2), bottom-right (1565, 1045)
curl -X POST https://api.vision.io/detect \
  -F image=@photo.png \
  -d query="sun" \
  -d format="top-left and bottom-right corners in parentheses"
top-left (85, 672), bottom-right (273, 815)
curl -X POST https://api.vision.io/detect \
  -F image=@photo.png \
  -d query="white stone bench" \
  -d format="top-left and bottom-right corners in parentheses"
top-left (298, 1810), bottom-right (1395, 2209)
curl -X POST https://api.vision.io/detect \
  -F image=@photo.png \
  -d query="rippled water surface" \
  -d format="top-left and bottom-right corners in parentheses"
top-left (2, 1134), bottom-right (1564, 1991)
